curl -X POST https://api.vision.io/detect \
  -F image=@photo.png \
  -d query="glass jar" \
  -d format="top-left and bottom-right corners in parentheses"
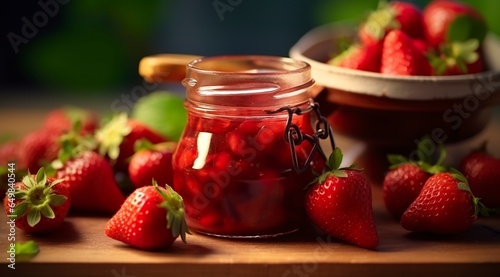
top-left (172, 55), bottom-right (327, 238)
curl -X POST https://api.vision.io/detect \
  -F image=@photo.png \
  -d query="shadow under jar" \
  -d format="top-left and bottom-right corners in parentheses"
top-left (172, 56), bottom-right (326, 238)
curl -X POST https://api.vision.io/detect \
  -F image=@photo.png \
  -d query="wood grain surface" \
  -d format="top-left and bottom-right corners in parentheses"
top-left (1, 106), bottom-right (500, 277)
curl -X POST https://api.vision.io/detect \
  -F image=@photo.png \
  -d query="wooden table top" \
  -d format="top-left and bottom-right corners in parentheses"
top-left (1, 104), bottom-right (500, 277)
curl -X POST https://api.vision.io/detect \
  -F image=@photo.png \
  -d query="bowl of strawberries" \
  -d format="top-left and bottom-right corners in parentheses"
top-left (290, 0), bottom-right (500, 147)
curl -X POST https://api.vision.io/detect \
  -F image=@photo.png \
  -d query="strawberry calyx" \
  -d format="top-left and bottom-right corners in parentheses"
top-left (50, 122), bottom-right (97, 172)
top-left (329, 44), bottom-right (360, 65)
top-left (152, 180), bottom-right (190, 243)
top-left (95, 113), bottom-right (132, 161)
top-left (360, 0), bottom-right (399, 42)
top-left (450, 168), bottom-right (492, 217)
top-left (308, 147), bottom-right (361, 187)
top-left (428, 39), bottom-right (480, 75)
top-left (387, 136), bottom-right (447, 174)
top-left (12, 168), bottom-right (68, 227)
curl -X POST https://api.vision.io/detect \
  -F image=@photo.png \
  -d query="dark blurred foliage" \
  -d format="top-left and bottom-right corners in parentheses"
top-left (0, 0), bottom-right (498, 95)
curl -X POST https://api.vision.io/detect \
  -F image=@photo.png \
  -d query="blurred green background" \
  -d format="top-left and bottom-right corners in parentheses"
top-left (1, 0), bottom-right (498, 97)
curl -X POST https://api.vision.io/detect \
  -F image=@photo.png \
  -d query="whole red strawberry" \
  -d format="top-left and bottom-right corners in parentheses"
top-left (128, 141), bottom-right (177, 189)
top-left (383, 163), bottom-right (431, 220)
top-left (4, 168), bottom-right (70, 234)
top-left (18, 130), bottom-right (60, 172)
top-left (460, 146), bottom-right (500, 209)
top-left (383, 140), bottom-right (448, 220)
top-left (55, 151), bottom-right (125, 213)
top-left (42, 107), bottom-right (98, 136)
top-left (381, 30), bottom-right (433, 76)
top-left (401, 169), bottom-right (485, 234)
top-left (305, 148), bottom-right (378, 249)
top-left (423, 0), bottom-right (487, 49)
top-left (412, 39), bottom-right (433, 55)
top-left (0, 141), bottom-right (20, 197)
top-left (0, 141), bottom-right (18, 165)
top-left (105, 181), bottom-right (189, 250)
top-left (96, 113), bottom-right (167, 171)
top-left (328, 43), bottom-right (381, 72)
top-left (359, 1), bottom-right (425, 46)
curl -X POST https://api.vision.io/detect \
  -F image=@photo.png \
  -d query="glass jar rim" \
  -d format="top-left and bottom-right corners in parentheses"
top-left (186, 55), bottom-right (311, 76)
top-left (183, 55), bottom-right (315, 110)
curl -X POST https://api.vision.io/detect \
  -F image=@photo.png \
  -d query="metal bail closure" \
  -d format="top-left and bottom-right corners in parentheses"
top-left (266, 102), bottom-right (335, 174)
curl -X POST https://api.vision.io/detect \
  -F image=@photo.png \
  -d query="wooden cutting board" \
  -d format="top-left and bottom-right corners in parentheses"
top-left (1, 106), bottom-right (500, 277)
top-left (1, 191), bottom-right (500, 277)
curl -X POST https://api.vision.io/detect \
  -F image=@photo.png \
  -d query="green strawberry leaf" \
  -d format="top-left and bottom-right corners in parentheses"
top-left (96, 113), bottom-right (132, 160)
top-left (14, 190), bottom-right (27, 199)
top-left (13, 241), bottom-right (40, 257)
top-left (40, 205), bottom-right (55, 219)
top-left (447, 15), bottom-right (488, 44)
top-left (35, 168), bottom-right (47, 186)
top-left (133, 139), bottom-right (155, 152)
top-left (451, 39), bottom-right (480, 62)
top-left (13, 202), bottom-right (30, 218)
top-left (329, 147), bottom-right (343, 171)
top-left (49, 195), bottom-right (68, 206)
top-left (387, 154), bottom-right (408, 169)
top-left (450, 168), bottom-right (468, 184)
top-left (23, 174), bottom-right (36, 188)
top-left (153, 180), bottom-right (191, 243)
top-left (332, 169), bottom-right (348, 178)
top-left (27, 209), bottom-right (41, 227)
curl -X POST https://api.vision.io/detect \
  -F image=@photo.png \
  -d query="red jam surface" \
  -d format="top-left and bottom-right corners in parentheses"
top-left (172, 111), bottom-right (324, 237)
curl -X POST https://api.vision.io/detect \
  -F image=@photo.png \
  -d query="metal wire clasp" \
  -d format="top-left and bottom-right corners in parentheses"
top-left (266, 102), bottom-right (335, 174)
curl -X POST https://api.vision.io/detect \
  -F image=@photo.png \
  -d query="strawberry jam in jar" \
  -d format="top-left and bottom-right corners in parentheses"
top-left (172, 55), bottom-right (327, 238)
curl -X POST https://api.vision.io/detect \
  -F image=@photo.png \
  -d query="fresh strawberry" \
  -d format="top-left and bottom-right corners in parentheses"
top-left (412, 39), bottom-right (433, 55)
top-left (383, 163), bottom-right (431, 220)
top-left (460, 145), bottom-right (500, 209)
top-left (4, 168), bottom-right (70, 234)
top-left (42, 107), bottom-right (98, 135)
top-left (423, 0), bottom-right (487, 48)
top-left (381, 30), bottom-right (433, 76)
top-left (0, 141), bottom-right (21, 197)
top-left (105, 181), bottom-right (189, 250)
top-left (96, 113), bottom-right (167, 171)
top-left (0, 141), bottom-right (19, 165)
top-left (18, 130), bottom-right (60, 172)
top-left (383, 139), bottom-right (448, 220)
top-left (305, 147), bottom-right (378, 249)
top-left (359, 1), bottom-right (425, 46)
top-left (328, 43), bottom-right (381, 72)
top-left (401, 169), bottom-right (487, 234)
top-left (55, 150), bottom-right (125, 213)
top-left (0, 141), bottom-right (19, 175)
top-left (429, 39), bottom-right (485, 75)
top-left (128, 141), bottom-right (177, 189)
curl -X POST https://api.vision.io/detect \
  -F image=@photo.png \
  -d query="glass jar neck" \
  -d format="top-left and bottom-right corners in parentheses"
top-left (182, 55), bottom-right (315, 114)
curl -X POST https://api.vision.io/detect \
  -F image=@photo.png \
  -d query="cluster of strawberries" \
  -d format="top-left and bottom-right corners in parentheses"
top-left (1, 102), bottom-right (188, 250)
top-left (383, 139), bottom-right (499, 234)
top-left (329, 0), bottom-right (488, 76)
